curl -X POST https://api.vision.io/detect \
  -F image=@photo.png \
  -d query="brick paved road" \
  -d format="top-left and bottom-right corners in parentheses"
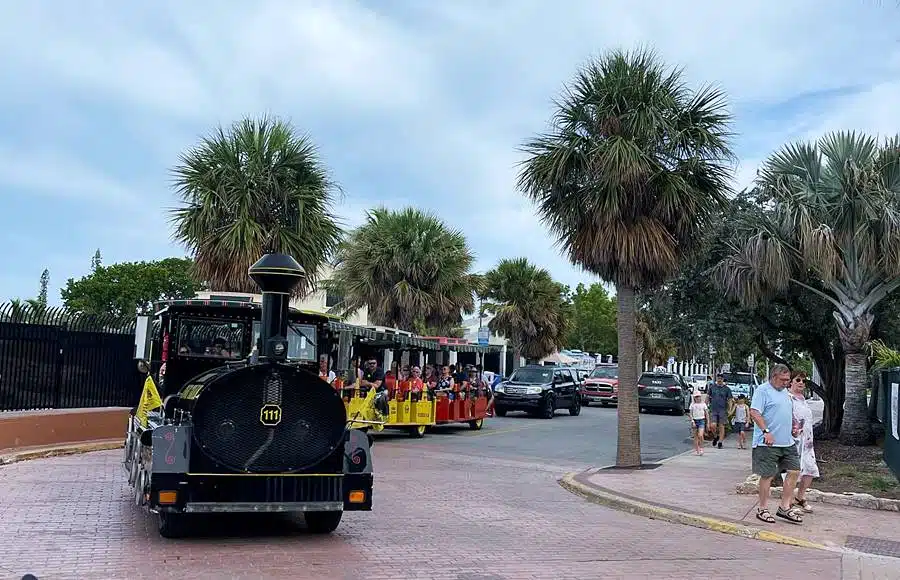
top-left (0, 442), bottom-right (843, 580)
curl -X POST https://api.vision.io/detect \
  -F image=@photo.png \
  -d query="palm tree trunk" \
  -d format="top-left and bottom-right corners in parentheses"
top-left (616, 285), bottom-right (641, 467)
top-left (836, 313), bottom-right (875, 446)
top-left (839, 350), bottom-right (875, 445)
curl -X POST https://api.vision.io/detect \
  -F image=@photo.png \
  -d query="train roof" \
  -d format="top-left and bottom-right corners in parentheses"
top-left (152, 299), bottom-right (502, 354)
top-left (153, 298), bottom-right (340, 320)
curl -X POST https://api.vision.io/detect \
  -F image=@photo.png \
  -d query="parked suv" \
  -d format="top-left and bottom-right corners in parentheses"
top-left (638, 371), bottom-right (692, 414)
top-left (721, 371), bottom-right (759, 400)
top-left (581, 364), bottom-right (619, 406)
top-left (493, 365), bottom-right (582, 419)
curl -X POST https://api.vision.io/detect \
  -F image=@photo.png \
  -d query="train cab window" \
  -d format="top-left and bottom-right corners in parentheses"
top-left (251, 322), bottom-right (317, 362)
top-left (176, 319), bottom-right (245, 360)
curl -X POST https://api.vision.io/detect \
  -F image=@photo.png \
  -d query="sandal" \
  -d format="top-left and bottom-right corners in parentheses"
top-left (756, 508), bottom-right (775, 523)
top-left (793, 498), bottom-right (813, 513)
top-left (776, 506), bottom-right (803, 524)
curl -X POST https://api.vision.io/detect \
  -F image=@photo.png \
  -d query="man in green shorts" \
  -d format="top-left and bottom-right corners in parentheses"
top-left (749, 364), bottom-right (804, 525)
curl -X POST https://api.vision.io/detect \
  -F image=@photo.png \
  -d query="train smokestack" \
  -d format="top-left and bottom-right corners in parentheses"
top-left (248, 253), bottom-right (305, 360)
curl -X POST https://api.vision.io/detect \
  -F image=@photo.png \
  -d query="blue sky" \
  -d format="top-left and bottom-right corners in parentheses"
top-left (1, 1), bottom-right (899, 305)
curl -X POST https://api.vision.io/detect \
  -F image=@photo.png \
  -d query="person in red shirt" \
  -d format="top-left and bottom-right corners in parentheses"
top-left (408, 365), bottom-right (425, 402)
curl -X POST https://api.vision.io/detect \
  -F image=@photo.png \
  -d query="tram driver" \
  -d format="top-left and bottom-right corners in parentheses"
top-left (360, 357), bottom-right (389, 415)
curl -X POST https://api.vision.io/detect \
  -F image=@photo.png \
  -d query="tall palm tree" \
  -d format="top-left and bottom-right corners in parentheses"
top-left (170, 115), bottom-right (343, 296)
top-left (482, 258), bottom-right (569, 366)
top-left (517, 48), bottom-right (734, 467)
top-left (717, 132), bottom-right (900, 446)
top-left (326, 207), bottom-right (479, 333)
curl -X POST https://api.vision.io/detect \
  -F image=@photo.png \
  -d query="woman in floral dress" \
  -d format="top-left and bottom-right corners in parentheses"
top-left (790, 371), bottom-right (820, 513)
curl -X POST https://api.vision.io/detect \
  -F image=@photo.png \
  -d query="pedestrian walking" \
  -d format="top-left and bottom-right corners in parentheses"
top-left (707, 374), bottom-right (733, 448)
top-left (732, 394), bottom-right (751, 449)
top-left (789, 370), bottom-right (819, 513)
top-left (688, 392), bottom-right (709, 455)
top-left (749, 364), bottom-right (804, 525)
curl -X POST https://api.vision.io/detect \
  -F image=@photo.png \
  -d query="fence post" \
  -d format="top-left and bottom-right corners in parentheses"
top-left (52, 323), bottom-right (67, 408)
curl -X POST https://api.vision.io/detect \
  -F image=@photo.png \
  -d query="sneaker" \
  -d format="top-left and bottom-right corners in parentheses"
top-left (717, 441), bottom-right (723, 449)
top-left (712, 437), bottom-right (719, 447)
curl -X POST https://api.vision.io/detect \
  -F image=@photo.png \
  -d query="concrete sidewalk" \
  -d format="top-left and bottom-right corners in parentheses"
top-left (560, 443), bottom-right (900, 578)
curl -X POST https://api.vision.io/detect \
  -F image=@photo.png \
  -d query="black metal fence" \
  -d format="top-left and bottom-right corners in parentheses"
top-left (0, 302), bottom-right (143, 411)
top-left (881, 369), bottom-right (900, 480)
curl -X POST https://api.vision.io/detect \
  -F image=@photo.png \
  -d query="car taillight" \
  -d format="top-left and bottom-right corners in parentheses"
top-left (667, 386), bottom-right (681, 393)
top-left (638, 385), bottom-right (645, 390)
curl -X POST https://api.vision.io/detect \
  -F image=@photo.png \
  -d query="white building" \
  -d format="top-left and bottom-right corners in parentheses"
top-left (195, 264), bottom-right (369, 326)
top-left (459, 314), bottom-right (522, 376)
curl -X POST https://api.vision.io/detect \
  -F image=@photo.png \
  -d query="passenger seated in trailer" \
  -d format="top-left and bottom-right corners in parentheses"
top-left (384, 362), bottom-right (398, 393)
top-left (471, 367), bottom-right (496, 417)
top-left (424, 364), bottom-right (438, 388)
top-left (436, 365), bottom-right (455, 399)
top-left (394, 364), bottom-right (410, 399)
top-left (450, 364), bottom-right (467, 385)
top-left (408, 366), bottom-right (425, 402)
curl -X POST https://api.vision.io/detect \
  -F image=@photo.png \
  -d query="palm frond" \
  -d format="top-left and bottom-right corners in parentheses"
top-left (169, 115), bottom-right (343, 296)
top-left (325, 207), bottom-right (476, 333)
top-left (517, 48), bottom-right (734, 290)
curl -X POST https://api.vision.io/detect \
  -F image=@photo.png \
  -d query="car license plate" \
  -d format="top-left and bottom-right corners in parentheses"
top-left (506, 387), bottom-right (524, 395)
top-left (648, 393), bottom-right (663, 398)
top-left (590, 396), bottom-right (603, 402)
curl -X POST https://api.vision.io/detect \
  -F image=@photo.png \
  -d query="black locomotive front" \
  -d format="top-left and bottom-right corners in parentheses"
top-left (125, 253), bottom-right (374, 538)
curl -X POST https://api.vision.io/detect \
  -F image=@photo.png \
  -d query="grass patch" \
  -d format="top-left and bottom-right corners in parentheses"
top-left (813, 439), bottom-right (900, 499)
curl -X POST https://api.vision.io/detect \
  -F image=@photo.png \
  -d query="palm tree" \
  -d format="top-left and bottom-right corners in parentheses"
top-left (516, 48), bottom-right (734, 467)
top-left (170, 115), bottom-right (343, 296)
top-left (482, 258), bottom-right (569, 366)
top-left (325, 207), bottom-right (479, 333)
top-left (717, 132), bottom-right (900, 446)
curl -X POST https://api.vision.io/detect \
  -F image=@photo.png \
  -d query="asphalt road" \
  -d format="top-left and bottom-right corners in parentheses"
top-left (373, 403), bottom-right (694, 468)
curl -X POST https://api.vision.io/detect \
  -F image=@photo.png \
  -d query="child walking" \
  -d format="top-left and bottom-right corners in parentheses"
top-left (689, 392), bottom-right (708, 455)
top-left (732, 394), bottom-right (751, 449)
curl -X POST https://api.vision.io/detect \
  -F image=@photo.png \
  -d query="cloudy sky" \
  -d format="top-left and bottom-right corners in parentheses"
top-left (1, 0), bottom-right (898, 305)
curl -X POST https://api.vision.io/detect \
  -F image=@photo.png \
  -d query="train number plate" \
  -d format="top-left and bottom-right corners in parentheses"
top-left (260, 404), bottom-right (283, 426)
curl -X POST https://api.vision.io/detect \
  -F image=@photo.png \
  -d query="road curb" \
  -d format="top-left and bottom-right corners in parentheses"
top-left (558, 472), bottom-right (833, 552)
top-left (0, 439), bottom-right (123, 466)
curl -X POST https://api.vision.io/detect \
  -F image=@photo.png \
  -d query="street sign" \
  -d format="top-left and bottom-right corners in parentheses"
top-left (477, 328), bottom-right (490, 346)
top-left (667, 356), bottom-right (675, 366)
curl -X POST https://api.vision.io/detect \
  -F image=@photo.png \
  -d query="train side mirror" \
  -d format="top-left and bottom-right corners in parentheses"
top-left (134, 315), bottom-right (152, 360)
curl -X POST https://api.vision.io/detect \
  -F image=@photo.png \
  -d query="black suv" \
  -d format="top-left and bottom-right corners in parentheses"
top-left (638, 371), bottom-right (692, 414)
top-left (493, 365), bottom-right (582, 419)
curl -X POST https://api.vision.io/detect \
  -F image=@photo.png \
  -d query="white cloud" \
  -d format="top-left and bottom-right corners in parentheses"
top-left (1, 0), bottom-right (900, 300)
top-left (804, 80), bottom-right (900, 140)
top-left (0, 147), bottom-right (141, 206)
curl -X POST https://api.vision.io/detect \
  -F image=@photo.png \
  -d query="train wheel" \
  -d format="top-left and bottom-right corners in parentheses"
top-left (468, 418), bottom-right (484, 430)
top-left (305, 511), bottom-right (343, 534)
top-left (158, 511), bottom-right (187, 538)
top-left (409, 425), bottom-right (427, 438)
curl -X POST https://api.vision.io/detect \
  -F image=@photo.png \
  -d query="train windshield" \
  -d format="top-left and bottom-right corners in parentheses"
top-left (251, 321), bottom-right (317, 362)
top-left (176, 318), bottom-right (245, 360)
